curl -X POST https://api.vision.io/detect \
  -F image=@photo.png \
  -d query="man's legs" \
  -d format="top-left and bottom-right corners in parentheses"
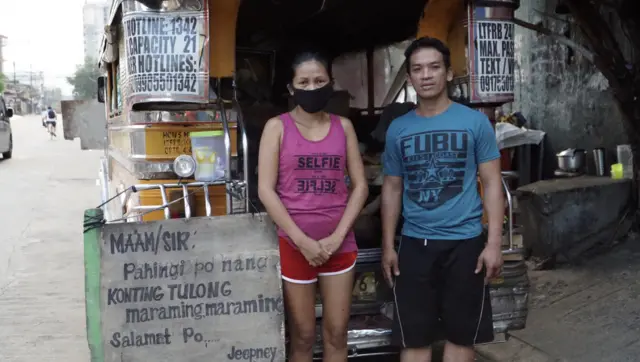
top-left (391, 236), bottom-right (440, 362)
top-left (46, 121), bottom-right (57, 137)
top-left (441, 234), bottom-right (494, 362)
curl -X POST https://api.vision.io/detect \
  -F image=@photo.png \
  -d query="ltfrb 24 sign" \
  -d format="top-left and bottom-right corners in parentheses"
top-left (463, 3), bottom-right (518, 105)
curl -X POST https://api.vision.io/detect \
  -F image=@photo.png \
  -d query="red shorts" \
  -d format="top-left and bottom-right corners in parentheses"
top-left (279, 237), bottom-right (357, 284)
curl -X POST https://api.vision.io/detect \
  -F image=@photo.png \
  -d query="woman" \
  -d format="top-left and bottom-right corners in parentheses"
top-left (258, 52), bottom-right (368, 362)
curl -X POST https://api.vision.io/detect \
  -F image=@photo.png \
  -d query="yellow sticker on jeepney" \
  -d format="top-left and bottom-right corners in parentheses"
top-left (353, 272), bottom-right (377, 301)
top-left (145, 128), bottom-right (199, 159)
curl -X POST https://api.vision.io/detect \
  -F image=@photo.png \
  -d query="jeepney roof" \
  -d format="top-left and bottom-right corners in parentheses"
top-left (98, 0), bottom-right (428, 67)
top-left (236, 0), bottom-right (428, 56)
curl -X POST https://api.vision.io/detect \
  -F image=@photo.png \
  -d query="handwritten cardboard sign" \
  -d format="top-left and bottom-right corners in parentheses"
top-left (91, 213), bottom-right (285, 362)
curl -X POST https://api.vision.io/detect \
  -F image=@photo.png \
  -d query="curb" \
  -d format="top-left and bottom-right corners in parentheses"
top-left (475, 335), bottom-right (562, 362)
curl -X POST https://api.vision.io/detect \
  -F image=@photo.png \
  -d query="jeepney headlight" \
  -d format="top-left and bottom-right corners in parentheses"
top-left (173, 155), bottom-right (196, 178)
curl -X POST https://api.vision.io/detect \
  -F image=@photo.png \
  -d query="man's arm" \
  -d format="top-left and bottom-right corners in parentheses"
top-left (381, 124), bottom-right (404, 250)
top-left (381, 176), bottom-right (403, 251)
top-left (475, 114), bottom-right (503, 247)
top-left (380, 125), bottom-right (403, 250)
top-left (478, 159), bottom-right (503, 247)
top-left (380, 124), bottom-right (404, 286)
top-left (360, 194), bottom-right (381, 216)
top-left (474, 115), bottom-right (504, 280)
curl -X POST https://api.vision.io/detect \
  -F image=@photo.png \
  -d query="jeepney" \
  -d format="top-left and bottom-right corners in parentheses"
top-left (87, 0), bottom-right (528, 359)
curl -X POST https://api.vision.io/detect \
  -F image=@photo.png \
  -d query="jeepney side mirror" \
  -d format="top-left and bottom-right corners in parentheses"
top-left (5, 108), bottom-right (13, 119)
top-left (97, 76), bottom-right (106, 104)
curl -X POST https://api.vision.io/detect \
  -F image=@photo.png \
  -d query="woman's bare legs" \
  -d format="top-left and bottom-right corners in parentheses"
top-left (318, 269), bottom-right (355, 362)
top-left (284, 280), bottom-right (318, 362)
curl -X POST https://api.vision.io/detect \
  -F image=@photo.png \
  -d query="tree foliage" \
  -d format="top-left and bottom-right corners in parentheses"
top-left (66, 57), bottom-right (102, 100)
top-left (0, 73), bottom-right (5, 93)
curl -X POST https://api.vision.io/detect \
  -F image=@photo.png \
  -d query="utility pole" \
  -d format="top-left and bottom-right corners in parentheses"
top-left (41, 72), bottom-right (47, 108)
top-left (12, 61), bottom-right (16, 85)
top-left (40, 71), bottom-right (44, 107)
top-left (29, 64), bottom-right (34, 113)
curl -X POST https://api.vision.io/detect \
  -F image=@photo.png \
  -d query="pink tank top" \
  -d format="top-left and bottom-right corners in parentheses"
top-left (276, 112), bottom-right (357, 254)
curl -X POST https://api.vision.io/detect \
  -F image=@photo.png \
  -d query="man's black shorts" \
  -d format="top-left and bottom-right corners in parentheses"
top-left (391, 234), bottom-right (494, 348)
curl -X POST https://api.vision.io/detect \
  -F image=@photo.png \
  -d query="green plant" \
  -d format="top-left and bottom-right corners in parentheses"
top-left (66, 58), bottom-right (102, 100)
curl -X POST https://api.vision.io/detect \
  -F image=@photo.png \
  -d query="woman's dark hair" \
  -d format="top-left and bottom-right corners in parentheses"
top-left (291, 51), bottom-right (333, 80)
top-left (404, 37), bottom-right (451, 72)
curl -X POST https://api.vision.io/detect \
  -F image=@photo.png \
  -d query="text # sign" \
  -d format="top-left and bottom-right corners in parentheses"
top-left (122, 11), bottom-right (209, 103)
top-left (474, 20), bottom-right (515, 96)
top-left (98, 214), bottom-right (285, 362)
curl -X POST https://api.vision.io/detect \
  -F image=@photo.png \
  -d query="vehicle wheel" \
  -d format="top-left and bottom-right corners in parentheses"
top-left (2, 134), bottom-right (12, 159)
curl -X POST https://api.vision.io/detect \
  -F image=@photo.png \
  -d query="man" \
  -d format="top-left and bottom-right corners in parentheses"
top-left (381, 37), bottom-right (504, 362)
top-left (42, 106), bottom-right (57, 137)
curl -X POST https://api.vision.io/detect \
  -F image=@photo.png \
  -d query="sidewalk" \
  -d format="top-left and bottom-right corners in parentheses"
top-left (477, 234), bottom-right (640, 362)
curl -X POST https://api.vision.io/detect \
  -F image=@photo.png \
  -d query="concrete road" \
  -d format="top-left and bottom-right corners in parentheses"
top-left (0, 114), bottom-right (101, 361)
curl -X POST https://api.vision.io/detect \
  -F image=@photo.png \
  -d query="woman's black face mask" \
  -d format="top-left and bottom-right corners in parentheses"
top-left (292, 83), bottom-right (334, 114)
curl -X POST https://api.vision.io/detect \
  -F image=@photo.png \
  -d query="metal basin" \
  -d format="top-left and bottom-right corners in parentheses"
top-left (557, 148), bottom-right (587, 172)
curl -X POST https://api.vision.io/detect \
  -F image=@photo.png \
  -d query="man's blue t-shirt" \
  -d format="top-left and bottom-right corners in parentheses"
top-left (383, 102), bottom-right (500, 240)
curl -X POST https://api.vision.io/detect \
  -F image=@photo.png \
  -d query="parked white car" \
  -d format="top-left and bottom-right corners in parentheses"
top-left (0, 96), bottom-right (14, 159)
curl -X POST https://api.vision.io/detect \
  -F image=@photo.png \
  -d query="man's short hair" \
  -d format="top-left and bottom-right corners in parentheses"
top-left (404, 37), bottom-right (452, 72)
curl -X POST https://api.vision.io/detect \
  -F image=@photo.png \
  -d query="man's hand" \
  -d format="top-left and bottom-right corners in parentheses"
top-left (475, 243), bottom-right (503, 284)
top-left (382, 248), bottom-right (400, 287)
top-left (318, 233), bottom-right (343, 256)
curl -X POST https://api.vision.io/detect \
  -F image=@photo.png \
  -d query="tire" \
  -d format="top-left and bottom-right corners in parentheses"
top-left (2, 134), bottom-right (12, 159)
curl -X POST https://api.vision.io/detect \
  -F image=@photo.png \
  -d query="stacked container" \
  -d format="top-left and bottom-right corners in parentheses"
top-left (616, 144), bottom-right (634, 179)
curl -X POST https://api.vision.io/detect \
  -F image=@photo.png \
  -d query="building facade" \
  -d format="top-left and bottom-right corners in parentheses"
top-left (0, 35), bottom-right (6, 77)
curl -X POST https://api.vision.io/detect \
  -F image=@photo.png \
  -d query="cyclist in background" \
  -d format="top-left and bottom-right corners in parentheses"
top-left (42, 106), bottom-right (57, 138)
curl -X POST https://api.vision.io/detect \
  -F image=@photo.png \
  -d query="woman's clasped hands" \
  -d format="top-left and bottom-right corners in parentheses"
top-left (295, 233), bottom-right (343, 267)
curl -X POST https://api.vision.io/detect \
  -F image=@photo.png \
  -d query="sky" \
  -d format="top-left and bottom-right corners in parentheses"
top-left (0, 0), bottom-right (92, 96)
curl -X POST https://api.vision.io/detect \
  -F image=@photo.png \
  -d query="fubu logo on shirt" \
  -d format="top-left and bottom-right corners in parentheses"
top-left (293, 154), bottom-right (342, 195)
top-left (399, 130), bottom-right (469, 209)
